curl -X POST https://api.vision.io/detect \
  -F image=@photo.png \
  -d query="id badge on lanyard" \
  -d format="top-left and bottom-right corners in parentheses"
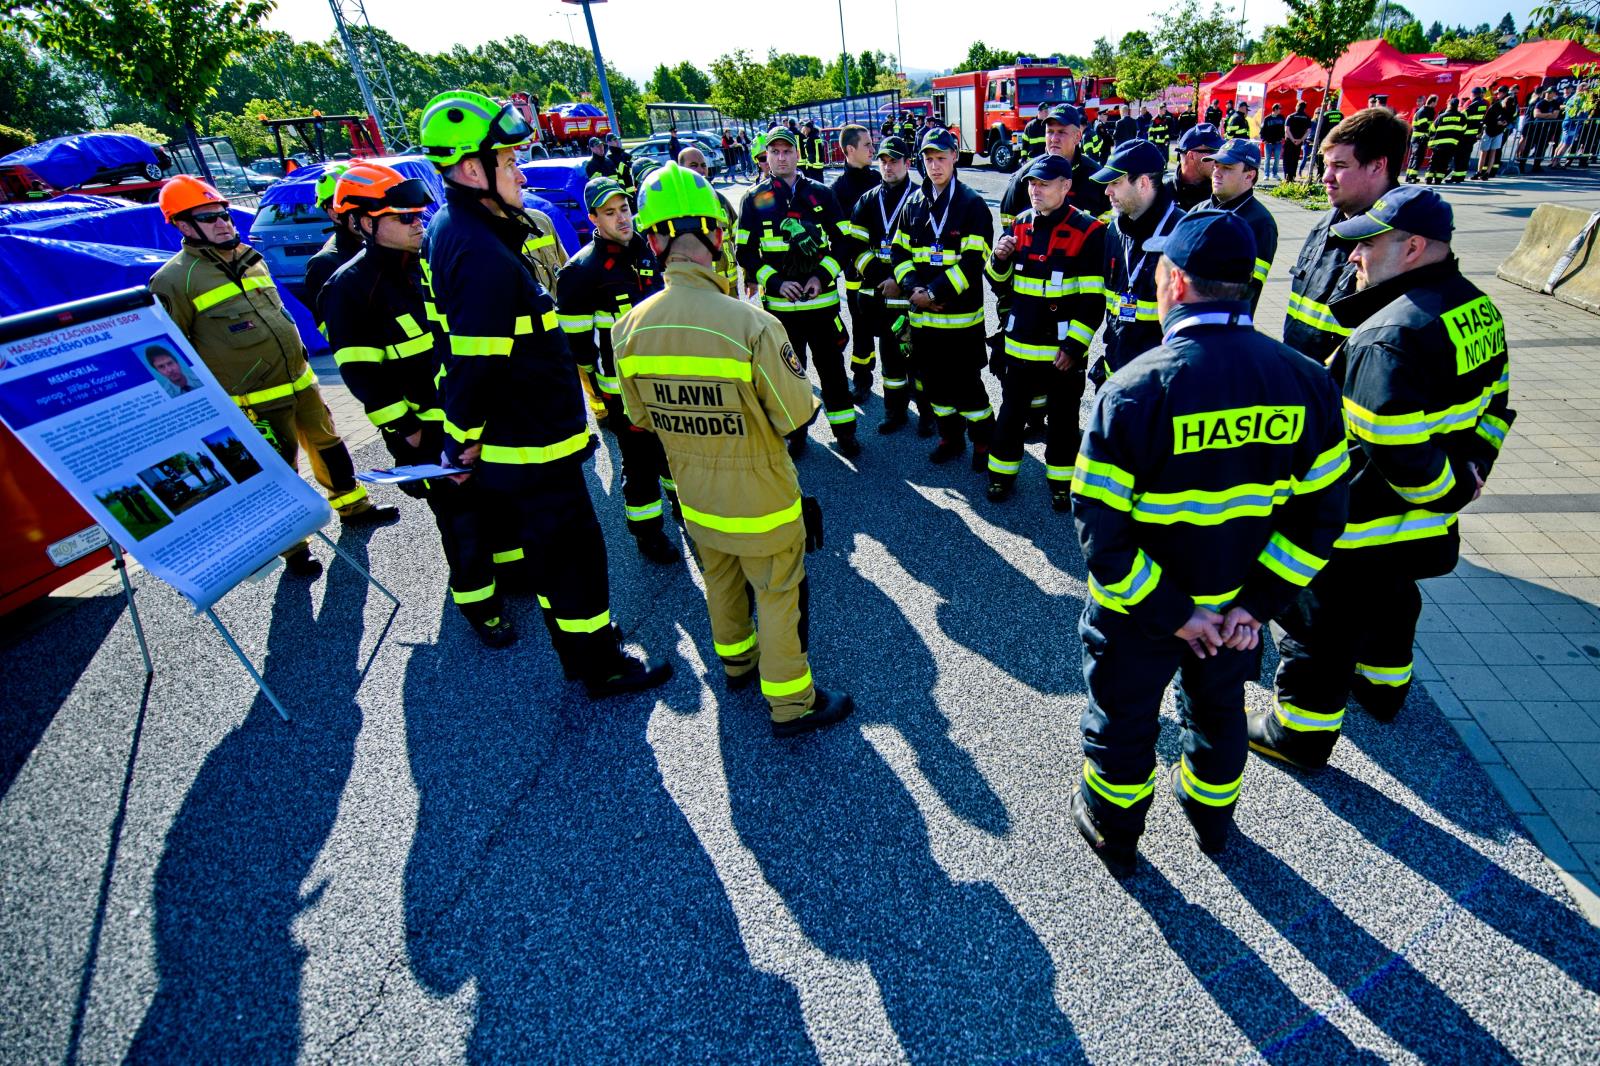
top-left (1118, 293), bottom-right (1140, 322)
top-left (877, 239), bottom-right (892, 262)
top-left (929, 243), bottom-right (944, 266)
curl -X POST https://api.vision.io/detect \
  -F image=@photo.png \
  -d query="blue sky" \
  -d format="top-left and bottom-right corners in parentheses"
top-left (264, 0), bottom-right (1539, 84)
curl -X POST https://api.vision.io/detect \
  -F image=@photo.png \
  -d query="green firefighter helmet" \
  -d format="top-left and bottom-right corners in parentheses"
top-left (634, 162), bottom-right (724, 236)
top-left (315, 162), bottom-right (351, 209)
top-left (418, 89), bottom-right (533, 169)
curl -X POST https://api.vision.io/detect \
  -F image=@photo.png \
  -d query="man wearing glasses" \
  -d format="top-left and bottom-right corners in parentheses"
top-left (150, 175), bottom-right (399, 579)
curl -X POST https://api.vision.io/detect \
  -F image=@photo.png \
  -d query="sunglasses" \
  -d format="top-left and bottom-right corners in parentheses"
top-left (190, 210), bottom-right (231, 225)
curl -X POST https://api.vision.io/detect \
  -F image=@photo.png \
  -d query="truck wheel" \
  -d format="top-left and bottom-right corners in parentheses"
top-left (991, 139), bottom-right (1017, 173)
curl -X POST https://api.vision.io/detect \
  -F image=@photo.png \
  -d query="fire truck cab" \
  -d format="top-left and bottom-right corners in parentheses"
top-left (931, 57), bottom-right (1079, 172)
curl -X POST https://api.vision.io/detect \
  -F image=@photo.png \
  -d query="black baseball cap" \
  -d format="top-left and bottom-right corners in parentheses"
top-left (1091, 139), bottom-right (1167, 183)
top-left (1144, 208), bottom-right (1257, 284)
top-left (1177, 123), bottom-right (1225, 152)
top-left (1330, 185), bottom-right (1454, 243)
top-left (1045, 104), bottom-right (1083, 128)
top-left (921, 128), bottom-right (958, 153)
top-left (765, 126), bottom-right (799, 147)
top-left (876, 135), bottom-right (912, 159)
top-left (1023, 154), bottom-right (1074, 182)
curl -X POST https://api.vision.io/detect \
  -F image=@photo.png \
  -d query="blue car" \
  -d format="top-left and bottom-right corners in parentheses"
top-left (519, 157), bottom-right (593, 245)
top-left (251, 155), bottom-right (581, 297)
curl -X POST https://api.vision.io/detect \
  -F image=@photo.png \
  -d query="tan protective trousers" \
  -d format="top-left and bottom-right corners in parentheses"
top-left (251, 385), bottom-right (373, 555)
top-left (698, 535), bottom-right (815, 722)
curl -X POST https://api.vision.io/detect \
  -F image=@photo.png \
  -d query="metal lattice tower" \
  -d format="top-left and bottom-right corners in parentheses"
top-left (328, 0), bottom-right (410, 152)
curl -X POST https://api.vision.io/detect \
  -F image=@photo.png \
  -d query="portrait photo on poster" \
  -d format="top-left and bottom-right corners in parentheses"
top-left (140, 341), bottom-right (199, 398)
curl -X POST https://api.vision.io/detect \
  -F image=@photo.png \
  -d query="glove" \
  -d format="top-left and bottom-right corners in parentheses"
top-left (802, 495), bottom-right (824, 553)
top-left (987, 331), bottom-right (1007, 378)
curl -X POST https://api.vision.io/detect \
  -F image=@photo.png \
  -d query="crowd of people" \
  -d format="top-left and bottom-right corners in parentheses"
top-left (146, 86), bottom-right (1513, 868)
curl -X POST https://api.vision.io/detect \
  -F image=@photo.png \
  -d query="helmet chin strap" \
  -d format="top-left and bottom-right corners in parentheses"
top-left (446, 149), bottom-right (536, 230)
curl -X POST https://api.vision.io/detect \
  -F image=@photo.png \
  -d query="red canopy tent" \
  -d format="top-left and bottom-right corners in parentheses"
top-left (1243, 54), bottom-right (1328, 114)
top-left (1202, 62), bottom-right (1275, 112)
top-left (1459, 39), bottom-right (1600, 101)
top-left (1281, 38), bottom-right (1460, 119)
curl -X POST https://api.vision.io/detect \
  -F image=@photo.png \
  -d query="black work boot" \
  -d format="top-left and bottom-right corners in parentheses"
top-left (771, 687), bottom-right (856, 738)
top-left (851, 374), bottom-right (873, 404)
top-left (929, 437), bottom-right (965, 464)
top-left (787, 432), bottom-right (809, 460)
top-left (585, 648), bottom-right (673, 698)
top-left (283, 547), bottom-right (323, 578)
top-left (1247, 707), bottom-right (1329, 772)
top-left (1071, 790), bottom-right (1137, 876)
top-left (633, 527), bottom-right (680, 565)
top-left (470, 614), bottom-right (518, 649)
top-left (1170, 763), bottom-right (1230, 856)
top-left (878, 408), bottom-right (909, 435)
top-left (834, 424), bottom-right (862, 459)
top-left (342, 503), bottom-right (401, 527)
top-left (970, 444), bottom-right (991, 473)
top-left (1051, 484), bottom-right (1073, 513)
top-left (1351, 676), bottom-right (1405, 723)
top-left (916, 408), bottom-right (937, 437)
top-left (986, 476), bottom-right (1016, 503)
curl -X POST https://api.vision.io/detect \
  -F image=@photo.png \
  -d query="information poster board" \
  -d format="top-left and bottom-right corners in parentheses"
top-left (0, 288), bottom-right (330, 610)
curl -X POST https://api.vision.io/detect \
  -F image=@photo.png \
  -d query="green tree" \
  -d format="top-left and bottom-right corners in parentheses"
top-left (1249, 24), bottom-right (1293, 62)
top-left (1497, 11), bottom-right (1517, 35)
top-left (1117, 55), bottom-right (1175, 104)
top-left (1156, 0), bottom-right (1241, 109)
top-left (791, 74), bottom-right (834, 105)
top-left (954, 41), bottom-right (1019, 73)
top-left (649, 63), bottom-right (689, 102)
top-left (1436, 32), bottom-right (1500, 61)
top-left (1280, 0), bottom-right (1377, 133)
top-left (674, 60), bottom-right (711, 102)
top-left (0, 27), bottom-right (105, 141)
top-left (1373, 2), bottom-right (1415, 32)
top-left (768, 49), bottom-right (823, 79)
top-left (1426, 20), bottom-right (1444, 41)
top-left (826, 52), bottom-right (858, 96)
top-left (711, 48), bottom-right (788, 123)
top-left (1087, 37), bottom-right (1117, 76)
top-left (1384, 19), bottom-right (1429, 54)
top-left (1056, 53), bottom-right (1089, 70)
top-left (205, 97), bottom-right (302, 161)
top-left (20, 0), bottom-right (274, 182)
top-left (1118, 30), bottom-right (1156, 61)
top-left (545, 81), bottom-right (575, 105)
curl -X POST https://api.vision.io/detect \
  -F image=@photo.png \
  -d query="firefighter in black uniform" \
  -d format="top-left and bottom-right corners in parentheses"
top-left (1251, 187), bottom-right (1514, 770)
top-left (984, 154), bottom-right (1106, 509)
top-left (555, 176), bottom-right (677, 564)
top-left (840, 136), bottom-right (924, 434)
top-left (1167, 124), bottom-right (1221, 209)
top-left (1070, 209), bottom-right (1350, 871)
top-left (320, 163), bottom-right (513, 648)
top-left (1454, 88), bottom-right (1489, 183)
top-left (1426, 97), bottom-right (1464, 184)
top-left (303, 163), bottom-right (357, 319)
top-left (1224, 102), bottom-right (1251, 139)
top-left (1092, 139), bottom-right (1183, 386)
top-left (1020, 101), bottom-right (1051, 158)
top-left (1406, 95), bottom-right (1437, 182)
top-left (800, 119), bottom-right (828, 182)
top-left (1148, 109), bottom-right (1173, 159)
top-left (736, 125), bottom-right (857, 458)
top-left (418, 88), bottom-right (670, 697)
top-left (891, 127), bottom-right (996, 469)
top-left (829, 124), bottom-right (884, 401)
top-left (1201, 138), bottom-right (1277, 312)
top-left (1284, 108), bottom-right (1406, 364)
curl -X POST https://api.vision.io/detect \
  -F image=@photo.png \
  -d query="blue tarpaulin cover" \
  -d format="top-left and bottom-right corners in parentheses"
top-left (0, 133), bottom-right (160, 190)
top-left (0, 201), bottom-right (326, 353)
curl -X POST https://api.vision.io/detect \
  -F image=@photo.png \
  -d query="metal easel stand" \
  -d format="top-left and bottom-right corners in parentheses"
top-left (108, 538), bottom-right (153, 679)
top-left (202, 530), bottom-right (401, 723)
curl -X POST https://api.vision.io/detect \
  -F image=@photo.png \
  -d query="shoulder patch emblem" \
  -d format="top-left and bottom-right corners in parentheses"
top-left (780, 341), bottom-right (807, 378)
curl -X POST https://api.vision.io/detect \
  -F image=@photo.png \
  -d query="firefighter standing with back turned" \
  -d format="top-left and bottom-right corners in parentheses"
top-left (984, 153), bottom-right (1106, 509)
top-left (736, 126), bottom-right (858, 458)
top-left (616, 163), bottom-right (855, 737)
top-left (319, 163), bottom-right (515, 647)
top-left (1070, 209), bottom-right (1349, 873)
top-left (150, 175), bottom-right (398, 581)
top-left (892, 127), bottom-right (996, 471)
top-left (1250, 186), bottom-right (1515, 770)
top-left (417, 88), bottom-right (670, 698)
top-left (555, 176), bottom-right (678, 565)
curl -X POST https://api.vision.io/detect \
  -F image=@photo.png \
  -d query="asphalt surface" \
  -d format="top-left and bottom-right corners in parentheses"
top-left (3, 165), bottom-right (1600, 1064)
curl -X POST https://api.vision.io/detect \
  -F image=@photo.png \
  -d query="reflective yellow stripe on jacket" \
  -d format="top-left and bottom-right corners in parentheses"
top-left (233, 365), bottom-right (317, 407)
top-left (193, 274), bottom-right (275, 312)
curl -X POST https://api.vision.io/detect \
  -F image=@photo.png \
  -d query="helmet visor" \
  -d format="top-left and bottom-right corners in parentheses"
top-left (488, 104), bottom-right (535, 150)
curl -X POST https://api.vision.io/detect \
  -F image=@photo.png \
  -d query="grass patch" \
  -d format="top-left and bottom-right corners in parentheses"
top-left (1268, 180), bottom-right (1330, 211)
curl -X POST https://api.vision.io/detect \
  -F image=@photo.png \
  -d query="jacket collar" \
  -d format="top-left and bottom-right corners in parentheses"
top-left (663, 259), bottom-right (730, 295)
top-left (444, 182), bottom-right (532, 249)
top-left (1160, 299), bottom-right (1253, 337)
top-left (1331, 256), bottom-right (1461, 328)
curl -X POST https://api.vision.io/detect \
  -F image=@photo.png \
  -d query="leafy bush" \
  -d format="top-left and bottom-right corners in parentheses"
top-left (1269, 180), bottom-right (1330, 210)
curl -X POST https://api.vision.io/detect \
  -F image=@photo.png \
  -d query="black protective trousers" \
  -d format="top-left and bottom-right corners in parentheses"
top-left (988, 354), bottom-right (1085, 486)
top-left (914, 323), bottom-right (994, 447)
top-left (857, 295), bottom-right (919, 415)
top-left (1267, 551), bottom-right (1423, 765)
top-left (845, 286), bottom-right (875, 383)
top-left (772, 306), bottom-right (854, 437)
top-left (599, 392), bottom-right (672, 537)
top-left (1080, 605), bottom-right (1255, 842)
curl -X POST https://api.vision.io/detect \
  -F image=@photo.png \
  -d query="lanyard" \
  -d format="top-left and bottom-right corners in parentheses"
top-left (926, 183), bottom-right (955, 246)
top-left (879, 181), bottom-right (913, 239)
top-left (1162, 311), bottom-right (1253, 345)
top-left (1122, 201), bottom-right (1180, 291)
top-left (1214, 192), bottom-right (1254, 215)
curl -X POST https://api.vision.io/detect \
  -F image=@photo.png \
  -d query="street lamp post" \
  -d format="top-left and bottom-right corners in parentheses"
top-left (838, 0), bottom-right (852, 101)
top-left (562, 0), bottom-right (619, 140)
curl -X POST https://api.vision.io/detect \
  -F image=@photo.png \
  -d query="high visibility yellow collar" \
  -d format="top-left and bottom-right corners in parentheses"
top-left (663, 259), bottom-right (729, 295)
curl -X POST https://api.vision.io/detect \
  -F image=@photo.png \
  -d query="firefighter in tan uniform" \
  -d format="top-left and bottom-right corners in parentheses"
top-left (149, 176), bottom-right (397, 576)
top-left (616, 164), bottom-right (856, 737)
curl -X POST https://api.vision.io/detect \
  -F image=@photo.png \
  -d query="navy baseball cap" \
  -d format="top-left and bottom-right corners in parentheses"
top-left (876, 135), bottom-right (912, 159)
top-left (1024, 154), bottom-right (1075, 181)
top-left (1045, 104), bottom-right (1083, 127)
top-left (765, 126), bottom-right (799, 147)
top-left (1091, 139), bottom-right (1167, 183)
top-left (921, 128), bottom-right (958, 153)
top-left (1330, 185), bottom-right (1454, 243)
top-left (1144, 208), bottom-right (1257, 284)
top-left (1177, 123), bottom-right (1225, 152)
top-left (1205, 137), bottom-right (1261, 169)
top-left (584, 176), bottom-right (626, 212)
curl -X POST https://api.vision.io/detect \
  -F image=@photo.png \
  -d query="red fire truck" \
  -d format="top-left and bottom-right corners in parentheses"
top-left (931, 57), bottom-right (1080, 172)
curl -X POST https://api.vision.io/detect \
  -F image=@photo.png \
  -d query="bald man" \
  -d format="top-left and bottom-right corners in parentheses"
top-left (678, 145), bottom-right (740, 290)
